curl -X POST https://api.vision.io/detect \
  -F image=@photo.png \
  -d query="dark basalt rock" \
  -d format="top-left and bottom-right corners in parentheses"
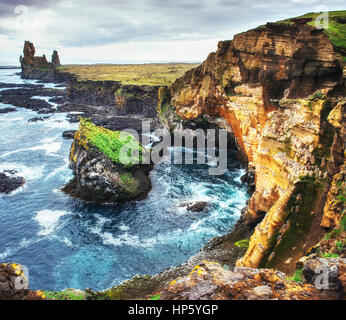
top-left (0, 87), bottom-right (66, 114)
top-left (0, 107), bottom-right (17, 114)
top-left (62, 130), bottom-right (76, 139)
top-left (241, 169), bottom-right (256, 194)
top-left (67, 80), bottom-right (159, 117)
top-left (28, 116), bottom-right (50, 123)
top-left (62, 122), bottom-right (153, 203)
top-left (0, 172), bottom-right (25, 194)
top-left (19, 41), bottom-right (62, 81)
top-left (302, 257), bottom-right (345, 292)
top-left (179, 201), bottom-right (209, 212)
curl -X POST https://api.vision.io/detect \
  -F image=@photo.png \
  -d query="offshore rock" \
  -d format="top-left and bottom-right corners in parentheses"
top-left (0, 172), bottom-right (25, 194)
top-left (179, 201), bottom-right (209, 212)
top-left (62, 119), bottom-right (152, 203)
top-left (19, 41), bottom-right (67, 81)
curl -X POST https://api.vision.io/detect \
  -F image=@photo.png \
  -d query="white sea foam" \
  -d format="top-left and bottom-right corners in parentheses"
top-left (0, 162), bottom-right (45, 181)
top-left (119, 224), bottom-right (130, 231)
top-left (62, 237), bottom-right (73, 247)
top-left (0, 142), bottom-right (62, 158)
top-left (101, 232), bottom-right (158, 248)
top-left (0, 248), bottom-right (12, 260)
top-left (34, 209), bottom-right (70, 236)
top-left (45, 164), bottom-right (68, 180)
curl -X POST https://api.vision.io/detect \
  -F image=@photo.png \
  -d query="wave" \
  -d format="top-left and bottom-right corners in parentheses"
top-left (0, 142), bottom-right (62, 158)
top-left (0, 162), bottom-right (45, 181)
top-left (34, 209), bottom-right (70, 236)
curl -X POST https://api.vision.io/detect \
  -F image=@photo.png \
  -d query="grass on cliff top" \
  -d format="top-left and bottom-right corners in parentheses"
top-left (58, 63), bottom-right (200, 86)
top-left (76, 118), bottom-right (144, 166)
top-left (280, 10), bottom-right (346, 52)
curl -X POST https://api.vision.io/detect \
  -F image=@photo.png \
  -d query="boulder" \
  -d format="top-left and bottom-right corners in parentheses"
top-left (179, 201), bottom-right (209, 212)
top-left (302, 257), bottom-right (345, 292)
top-left (0, 172), bottom-right (25, 194)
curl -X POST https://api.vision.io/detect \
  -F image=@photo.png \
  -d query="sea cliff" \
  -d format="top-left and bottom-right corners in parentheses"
top-left (159, 16), bottom-right (345, 274)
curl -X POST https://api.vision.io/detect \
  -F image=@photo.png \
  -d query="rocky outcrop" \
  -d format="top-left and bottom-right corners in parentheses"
top-left (302, 257), bottom-right (345, 293)
top-left (0, 171), bottom-right (25, 194)
top-left (160, 17), bottom-right (345, 273)
top-left (158, 260), bottom-right (341, 300)
top-left (19, 41), bottom-right (62, 80)
top-left (0, 263), bottom-right (45, 300)
top-left (62, 118), bottom-right (152, 203)
top-left (19, 41), bottom-right (73, 82)
top-left (67, 81), bottom-right (160, 118)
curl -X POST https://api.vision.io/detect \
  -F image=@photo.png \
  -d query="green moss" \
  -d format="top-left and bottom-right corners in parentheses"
top-left (148, 293), bottom-right (162, 300)
top-left (120, 173), bottom-right (138, 194)
top-left (115, 87), bottom-right (134, 99)
top-left (266, 180), bottom-right (321, 269)
top-left (321, 252), bottom-right (340, 258)
top-left (286, 268), bottom-right (303, 283)
top-left (234, 239), bottom-right (250, 248)
top-left (277, 11), bottom-right (346, 52)
top-left (312, 98), bottom-right (335, 167)
top-left (43, 289), bottom-right (85, 300)
top-left (76, 118), bottom-right (144, 166)
top-left (279, 137), bottom-right (293, 157)
top-left (156, 86), bottom-right (178, 128)
top-left (93, 275), bottom-right (161, 300)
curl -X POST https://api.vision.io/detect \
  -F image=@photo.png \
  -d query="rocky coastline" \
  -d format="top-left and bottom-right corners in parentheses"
top-left (0, 11), bottom-right (345, 300)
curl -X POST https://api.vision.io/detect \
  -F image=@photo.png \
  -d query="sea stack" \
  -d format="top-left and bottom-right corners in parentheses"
top-left (19, 41), bottom-right (61, 79)
top-left (62, 118), bottom-right (153, 203)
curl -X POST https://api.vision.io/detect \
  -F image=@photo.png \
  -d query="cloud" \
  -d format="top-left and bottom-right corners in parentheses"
top-left (0, 0), bottom-right (345, 64)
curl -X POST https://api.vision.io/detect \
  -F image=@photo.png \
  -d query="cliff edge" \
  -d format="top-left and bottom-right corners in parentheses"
top-left (159, 12), bottom-right (345, 273)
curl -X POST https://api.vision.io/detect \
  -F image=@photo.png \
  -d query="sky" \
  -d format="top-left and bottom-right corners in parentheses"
top-left (0, 0), bottom-right (345, 65)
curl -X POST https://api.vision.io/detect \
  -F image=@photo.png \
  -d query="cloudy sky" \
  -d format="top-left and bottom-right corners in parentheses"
top-left (0, 0), bottom-right (344, 65)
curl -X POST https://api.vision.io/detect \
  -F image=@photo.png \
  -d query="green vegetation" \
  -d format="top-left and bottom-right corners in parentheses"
top-left (234, 239), bottom-right (250, 248)
top-left (58, 63), bottom-right (200, 86)
top-left (266, 180), bottom-right (321, 269)
top-left (148, 293), bottom-right (162, 300)
top-left (299, 176), bottom-right (325, 190)
top-left (120, 173), bottom-right (139, 194)
top-left (313, 98), bottom-right (335, 166)
top-left (286, 268), bottom-right (303, 283)
top-left (93, 275), bottom-right (161, 300)
top-left (321, 252), bottom-right (340, 258)
top-left (114, 87), bottom-right (134, 99)
top-left (76, 118), bottom-right (144, 166)
top-left (279, 137), bottom-right (293, 157)
top-left (43, 289), bottom-right (85, 300)
top-left (278, 11), bottom-right (346, 52)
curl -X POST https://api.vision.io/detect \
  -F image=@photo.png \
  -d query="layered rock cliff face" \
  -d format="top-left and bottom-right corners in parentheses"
top-left (161, 19), bottom-right (345, 273)
top-left (67, 81), bottom-right (159, 118)
top-left (19, 41), bottom-right (64, 81)
top-left (62, 118), bottom-right (152, 203)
